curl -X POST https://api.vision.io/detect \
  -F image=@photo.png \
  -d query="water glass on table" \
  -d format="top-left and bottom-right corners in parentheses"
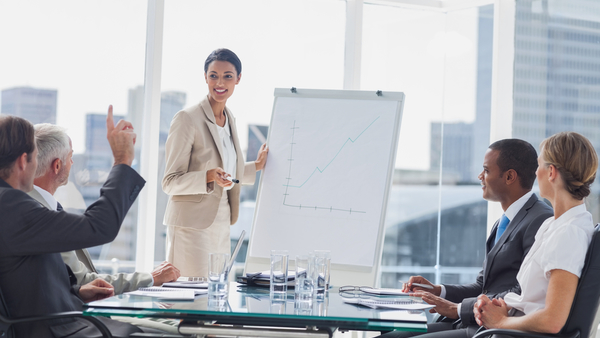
top-left (295, 254), bottom-right (314, 301)
top-left (313, 250), bottom-right (331, 299)
top-left (270, 250), bottom-right (289, 300)
top-left (294, 299), bottom-right (312, 315)
top-left (208, 252), bottom-right (230, 301)
top-left (270, 298), bottom-right (287, 314)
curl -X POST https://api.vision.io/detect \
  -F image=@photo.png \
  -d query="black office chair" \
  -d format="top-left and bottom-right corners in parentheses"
top-left (0, 284), bottom-right (113, 338)
top-left (0, 288), bottom-right (192, 338)
top-left (473, 224), bottom-right (600, 338)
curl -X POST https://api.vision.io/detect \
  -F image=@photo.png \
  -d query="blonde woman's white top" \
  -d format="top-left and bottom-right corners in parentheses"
top-left (504, 203), bottom-right (593, 315)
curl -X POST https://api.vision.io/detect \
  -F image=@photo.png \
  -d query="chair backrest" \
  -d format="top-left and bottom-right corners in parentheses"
top-left (560, 224), bottom-right (600, 338)
top-left (0, 283), bottom-right (15, 337)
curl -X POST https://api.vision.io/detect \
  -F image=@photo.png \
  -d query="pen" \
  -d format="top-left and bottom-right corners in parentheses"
top-left (399, 281), bottom-right (434, 290)
top-left (226, 176), bottom-right (240, 184)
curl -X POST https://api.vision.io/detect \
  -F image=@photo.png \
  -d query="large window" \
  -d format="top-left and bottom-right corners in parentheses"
top-left (511, 0), bottom-right (600, 221)
top-left (154, 0), bottom-right (346, 262)
top-left (8, 0), bottom-right (600, 287)
top-left (362, 3), bottom-right (494, 286)
top-left (0, 0), bottom-right (147, 272)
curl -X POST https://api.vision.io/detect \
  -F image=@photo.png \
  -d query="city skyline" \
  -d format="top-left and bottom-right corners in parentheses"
top-left (0, 0), bottom-right (480, 171)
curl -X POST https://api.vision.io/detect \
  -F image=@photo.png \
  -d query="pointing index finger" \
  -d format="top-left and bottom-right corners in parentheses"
top-left (106, 105), bottom-right (115, 133)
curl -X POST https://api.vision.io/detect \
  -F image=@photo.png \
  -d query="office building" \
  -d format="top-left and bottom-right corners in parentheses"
top-left (76, 112), bottom-right (133, 262)
top-left (381, 185), bottom-right (487, 287)
top-left (512, 0), bottom-right (600, 220)
top-left (150, 90), bottom-right (187, 261)
top-left (160, 91), bottom-right (187, 144)
top-left (471, 5), bottom-right (494, 180)
top-left (1, 87), bottom-right (57, 124)
top-left (127, 86), bottom-right (186, 145)
top-left (388, 5), bottom-right (494, 286)
top-left (512, 1), bottom-right (600, 151)
top-left (429, 5), bottom-right (493, 185)
top-left (430, 122), bottom-right (475, 183)
top-left (86, 113), bottom-right (125, 154)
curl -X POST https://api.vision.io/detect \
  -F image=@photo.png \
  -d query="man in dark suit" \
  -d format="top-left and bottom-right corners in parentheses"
top-left (0, 109), bottom-right (148, 337)
top-left (379, 139), bottom-right (554, 338)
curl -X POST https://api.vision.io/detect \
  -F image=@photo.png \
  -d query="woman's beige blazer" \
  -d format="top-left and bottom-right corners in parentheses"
top-left (162, 96), bottom-right (256, 229)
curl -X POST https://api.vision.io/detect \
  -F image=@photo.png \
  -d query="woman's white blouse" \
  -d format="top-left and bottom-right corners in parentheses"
top-left (216, 113), bottom-right (237, 191)
top-left (504, 203), bottom-right (593, 315)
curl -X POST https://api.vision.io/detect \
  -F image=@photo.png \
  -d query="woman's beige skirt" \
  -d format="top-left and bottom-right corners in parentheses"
top-left (166, 192), bottom-right (231, 278)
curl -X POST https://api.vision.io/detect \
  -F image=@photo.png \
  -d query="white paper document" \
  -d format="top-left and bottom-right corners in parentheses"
top-left (359, 288), bottom-right (412, 296)
top-left (162, 281), bottom-right (209, 289)
top-left (126, 288), bottom-right (200, 300)
top-left (139, 287), bottom-right (207, 295)
top-left (343, 298), bottom-right (435, 310)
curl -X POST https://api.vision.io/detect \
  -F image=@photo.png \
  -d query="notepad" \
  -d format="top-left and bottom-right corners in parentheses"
top-left (359, 288), bottom-right (411, 296)
top-left (138, 287), bottom-right (207, 295)
top-left (343, 298), bottom-right (435, 310)
top-left (126, 289), bottom-right (196, 300)
top-left (162, 281), bottom-right (209, 289)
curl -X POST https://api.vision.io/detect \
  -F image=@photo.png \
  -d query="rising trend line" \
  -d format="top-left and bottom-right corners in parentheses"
top-left (284, 116), bottom-right (380, 189)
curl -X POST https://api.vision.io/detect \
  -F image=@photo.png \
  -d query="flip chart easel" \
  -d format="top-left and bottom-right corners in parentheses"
top-left (245, 88), bottom-right (404, 287)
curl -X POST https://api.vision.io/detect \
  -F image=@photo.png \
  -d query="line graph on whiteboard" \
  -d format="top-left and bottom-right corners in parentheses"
top-left (281, 117), bottom-right (381, 214)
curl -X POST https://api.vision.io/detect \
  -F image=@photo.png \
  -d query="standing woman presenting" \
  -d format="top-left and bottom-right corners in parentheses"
top-left (162, 48), bottom-right (268, 277)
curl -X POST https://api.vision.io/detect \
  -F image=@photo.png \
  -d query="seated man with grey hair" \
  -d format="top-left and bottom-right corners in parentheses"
top-left (29, 123), bottom-right (181, 294)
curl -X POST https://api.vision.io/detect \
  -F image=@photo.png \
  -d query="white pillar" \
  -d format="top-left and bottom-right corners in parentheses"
top-left (344, 0), bottom-right (363, 90)
top-left (136, 0), bottom-right (164, 272)
top-left (487, 0), bottom-right (516, 233)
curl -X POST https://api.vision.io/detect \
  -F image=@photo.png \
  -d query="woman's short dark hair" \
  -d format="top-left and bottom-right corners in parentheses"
top-left (488, 139), bottom-right (538, 190)
top-left (204, 48), bottom-right (242, 75)
top-left (0, 115), bottom-right (35, 179)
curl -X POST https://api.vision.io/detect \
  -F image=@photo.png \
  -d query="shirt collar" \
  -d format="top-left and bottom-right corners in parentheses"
top-left (504, 191), bottom-right (534, 221)
top-left (222, 112), bottom-right (231, 137)
top-left (216, 112), bottom-right (231, 136)
top-left (553, 203), bottom-right (587, 224)
top-left (33, 185), bottom-right (58, 211)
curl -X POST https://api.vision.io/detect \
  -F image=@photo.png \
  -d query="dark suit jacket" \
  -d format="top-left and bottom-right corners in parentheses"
top-left (0, 164), bottom-right (145, 338)
top-left (444, 193), bottom-right (553, 326)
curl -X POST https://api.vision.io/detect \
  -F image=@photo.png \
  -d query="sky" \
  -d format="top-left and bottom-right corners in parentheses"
top-left (0, 0), bottom-right (479, 170)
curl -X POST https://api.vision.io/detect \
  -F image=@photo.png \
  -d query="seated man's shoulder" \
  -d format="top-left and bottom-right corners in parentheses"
top-left (533, 198), bottom-right (553, 211)
top-left (0, 186), bottom-right (38, 210)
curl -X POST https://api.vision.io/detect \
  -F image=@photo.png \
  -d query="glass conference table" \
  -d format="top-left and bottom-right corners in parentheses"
top-left (84, 284), bottom-right (427, 337)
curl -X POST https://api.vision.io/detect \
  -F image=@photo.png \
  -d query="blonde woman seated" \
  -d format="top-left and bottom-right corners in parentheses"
top-left (474, 131), bottom-right (598, 335)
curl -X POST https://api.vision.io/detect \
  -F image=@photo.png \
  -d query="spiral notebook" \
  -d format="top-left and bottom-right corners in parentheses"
top-left (125, 288), bottom-right (198, 300)
top-left (137, 287), bottom-right (207, 295)
top-left (343, 298), bottom-right (435, 310)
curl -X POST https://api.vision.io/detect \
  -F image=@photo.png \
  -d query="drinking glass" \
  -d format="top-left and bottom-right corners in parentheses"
top-left (208, 252), bottom-right (229, 301)
top-left (270, 250), bottom-right (289, 300)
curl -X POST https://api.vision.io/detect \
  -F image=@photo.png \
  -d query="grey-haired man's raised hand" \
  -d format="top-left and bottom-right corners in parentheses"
top-left (106, 105), bottom-right (136, 166)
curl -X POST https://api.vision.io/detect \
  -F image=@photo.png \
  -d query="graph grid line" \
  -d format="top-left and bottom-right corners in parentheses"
top-left (284, 116), bottom-right (380, 189)
top-left (281, 117), bottom-right (380, 214)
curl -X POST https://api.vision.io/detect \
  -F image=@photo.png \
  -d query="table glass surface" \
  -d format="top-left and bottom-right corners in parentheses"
top-left (84, 285), bottom-right (427, 332)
